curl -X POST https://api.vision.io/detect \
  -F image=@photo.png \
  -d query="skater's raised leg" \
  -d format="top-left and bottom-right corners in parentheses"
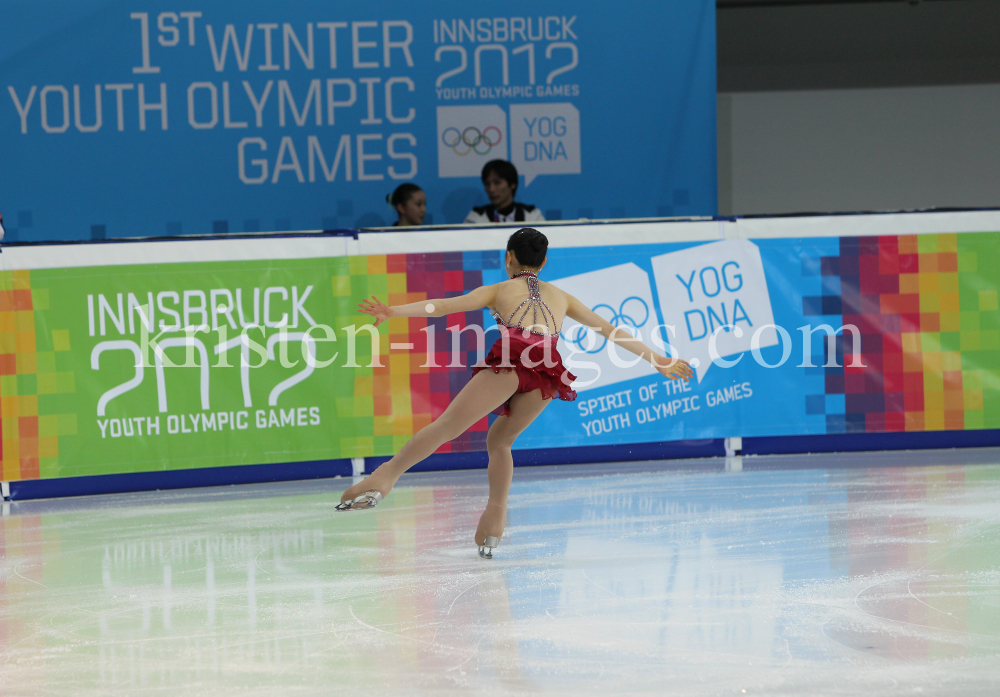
top-left (340, 369), bottom-right (519, 504)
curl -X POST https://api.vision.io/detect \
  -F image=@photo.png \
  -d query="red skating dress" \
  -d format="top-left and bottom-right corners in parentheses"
top-left (472, 271), bottom-right (577, 416)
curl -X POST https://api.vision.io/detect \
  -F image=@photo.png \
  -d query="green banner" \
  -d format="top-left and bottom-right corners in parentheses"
top-left (2, 256), bottom-right (393, 481)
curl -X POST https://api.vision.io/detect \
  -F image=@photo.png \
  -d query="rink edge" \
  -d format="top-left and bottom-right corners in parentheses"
top-left (742, 429), bottom-right (1000, 456)
top-left (6, 440), bottom-right (725, 501)
top-left (6, 430), bottom-right (1000, 501)
top-left (6, 458), bottom-right (355, 502)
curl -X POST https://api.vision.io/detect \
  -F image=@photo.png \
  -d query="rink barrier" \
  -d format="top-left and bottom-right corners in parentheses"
top-left (2, 209), bottom-right (1000, 500)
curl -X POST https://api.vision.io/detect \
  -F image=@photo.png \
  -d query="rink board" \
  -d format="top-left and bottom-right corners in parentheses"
top-left (1, 214), bottom-right (1000, 484)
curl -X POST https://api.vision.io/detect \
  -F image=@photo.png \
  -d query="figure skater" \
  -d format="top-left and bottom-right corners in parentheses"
top-left (338, 228), bottom-right (693, 558)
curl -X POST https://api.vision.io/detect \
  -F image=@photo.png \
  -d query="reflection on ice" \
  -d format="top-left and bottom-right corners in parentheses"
top-left (1, 449), bottom-right (999, 694)
top-left (558, 535), bottom-right (783, 661)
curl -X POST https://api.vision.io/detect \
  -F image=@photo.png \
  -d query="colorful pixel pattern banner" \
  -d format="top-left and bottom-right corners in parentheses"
top-left (1, 231), bottom-right (998, 482)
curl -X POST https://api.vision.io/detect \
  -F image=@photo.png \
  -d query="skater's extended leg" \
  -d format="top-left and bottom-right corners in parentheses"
top-left (475, 388), bottom-right (550, 546)
top-left (341, 369), bottom-right (519, 503)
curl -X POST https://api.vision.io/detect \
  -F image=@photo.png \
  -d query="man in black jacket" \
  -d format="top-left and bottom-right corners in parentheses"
top-left (464, 160), bottom-right (545, 224)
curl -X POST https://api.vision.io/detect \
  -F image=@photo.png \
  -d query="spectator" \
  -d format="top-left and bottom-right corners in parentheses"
top-left (464, 160), bottom-right (544, 224)
top-left (388, 183), bottom-right (426, 227)
top-left (0, 210), bottom-right (5, 241)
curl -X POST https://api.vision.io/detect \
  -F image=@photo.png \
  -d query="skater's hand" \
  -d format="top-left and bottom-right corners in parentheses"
top-left (654, 356), bottom-right (694, 382)
top-left (358, 296), bottom-right (393, 326)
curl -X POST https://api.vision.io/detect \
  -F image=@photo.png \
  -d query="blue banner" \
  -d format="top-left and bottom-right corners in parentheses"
top-left (0, 0), bottom-right (716, 242)
top-left (497, 238), bottom-right (833, 448)
top-left (503, 232), bottom-right (1000, 449)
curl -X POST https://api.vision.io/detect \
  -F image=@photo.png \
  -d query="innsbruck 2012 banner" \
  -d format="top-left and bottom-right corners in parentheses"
top-left (0, 1), bottom-right (717, 241)
top-left (2, 231), bottom-right (998, 483)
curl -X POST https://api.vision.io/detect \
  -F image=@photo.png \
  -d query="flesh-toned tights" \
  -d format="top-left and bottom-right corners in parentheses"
top-left (340, 369), bottom-right (550, 545)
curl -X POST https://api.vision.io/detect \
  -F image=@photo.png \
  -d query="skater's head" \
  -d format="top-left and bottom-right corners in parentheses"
top-left (505, 228), bottom-right (547, 274)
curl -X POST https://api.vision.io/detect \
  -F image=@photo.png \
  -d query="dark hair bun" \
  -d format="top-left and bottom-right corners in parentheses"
top-left (506, 227), bottom-right (547, 268)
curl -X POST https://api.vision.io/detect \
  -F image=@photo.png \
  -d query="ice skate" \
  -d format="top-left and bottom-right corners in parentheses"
top-left (335, 490), bottom-right (383, 511)
top-left (479, 536), bottom-right (500, 559)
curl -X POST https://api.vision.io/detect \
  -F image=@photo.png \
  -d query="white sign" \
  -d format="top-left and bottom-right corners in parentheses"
top-left (550, 262), bottom-right (658, 392)
top-left (650, 240), bottom-right (777, 382)
top-left (436, 105), bottom-right (508, 178)
top-left (510, 102), bottom-right (581, 186)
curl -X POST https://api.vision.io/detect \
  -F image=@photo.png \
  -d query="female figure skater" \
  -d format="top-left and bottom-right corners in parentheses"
top-left (339, 228), bottom-right (693, 558)
top-left (387, 183), bottom-right (426, 227)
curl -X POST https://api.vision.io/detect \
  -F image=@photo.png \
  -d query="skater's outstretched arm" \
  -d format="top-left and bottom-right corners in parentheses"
top-left (565, 293), bottom-right (694, 381)
top-left (358, 285), bottom-right (498, 326)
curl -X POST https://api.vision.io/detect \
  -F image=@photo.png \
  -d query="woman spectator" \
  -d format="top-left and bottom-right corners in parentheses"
top-left (464, 160), bottom-right (545, 224)
top-left (388, 183), bottom-right (427, 227)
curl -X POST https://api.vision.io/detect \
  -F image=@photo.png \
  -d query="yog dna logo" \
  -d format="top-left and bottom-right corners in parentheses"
top-left (549, 240), bottom-right (778, 391)
top-left (651, 240), bottom-right (778, 383)
top-left (437, 103), bottom-right (580, 184)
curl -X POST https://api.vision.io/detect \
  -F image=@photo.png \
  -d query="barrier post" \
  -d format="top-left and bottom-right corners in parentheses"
top-left (724, 437), bottom-right (743, 472)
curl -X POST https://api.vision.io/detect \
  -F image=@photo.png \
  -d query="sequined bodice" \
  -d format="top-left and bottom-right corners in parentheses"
top-left (492, 271), bottom-right (560, 336)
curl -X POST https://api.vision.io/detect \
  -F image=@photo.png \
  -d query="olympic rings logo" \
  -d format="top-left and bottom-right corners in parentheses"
top-left (441, 125), bottom-right (503, 156)
top-left (563, 297), bottom-right (650, 354)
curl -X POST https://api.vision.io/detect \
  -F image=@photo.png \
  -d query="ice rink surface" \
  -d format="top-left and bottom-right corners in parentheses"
top-left (2, 449), bottom-right (999, 696)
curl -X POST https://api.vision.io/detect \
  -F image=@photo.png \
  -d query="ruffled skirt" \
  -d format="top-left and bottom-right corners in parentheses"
top-left (472, 331), bottom-right (578, 416)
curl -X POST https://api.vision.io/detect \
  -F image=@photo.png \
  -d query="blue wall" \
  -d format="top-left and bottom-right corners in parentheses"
top-left (0, 0), bottom-right (717, 241)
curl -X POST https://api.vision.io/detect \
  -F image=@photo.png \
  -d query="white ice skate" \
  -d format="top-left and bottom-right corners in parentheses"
top-left (478, 536), bottom-right (500, 559)
top-left (335, 490), bottom-right (383, 511)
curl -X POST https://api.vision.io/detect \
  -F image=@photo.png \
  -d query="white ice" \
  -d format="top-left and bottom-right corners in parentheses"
top-left (1, 448), bottom-right (999, 695)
